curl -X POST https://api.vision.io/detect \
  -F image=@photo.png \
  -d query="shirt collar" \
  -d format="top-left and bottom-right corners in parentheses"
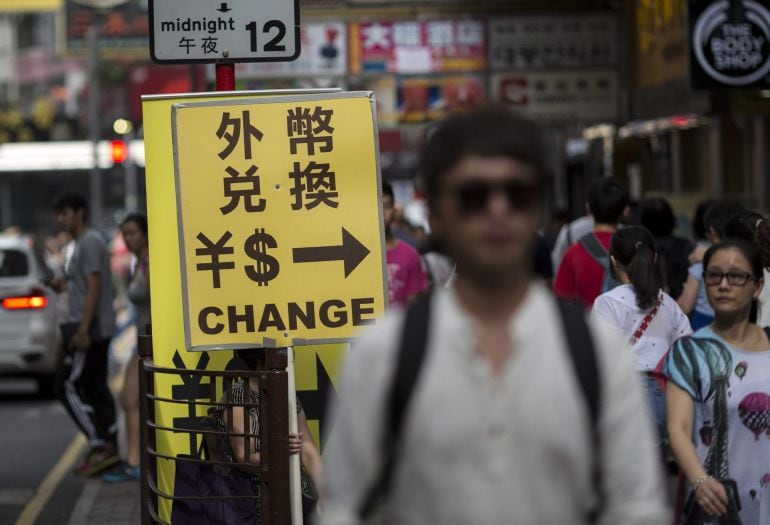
top-left (439, 281), bottom-right (550, 361)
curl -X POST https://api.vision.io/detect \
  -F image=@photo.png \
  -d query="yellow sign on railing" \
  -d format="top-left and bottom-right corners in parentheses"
top-left (171, 92), bottom-right (387, 350)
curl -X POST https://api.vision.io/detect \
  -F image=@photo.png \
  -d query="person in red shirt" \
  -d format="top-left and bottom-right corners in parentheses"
top-left (553, 178), bottom-right (629, 308)
top-left (382, 182), bottom-right (427, 307)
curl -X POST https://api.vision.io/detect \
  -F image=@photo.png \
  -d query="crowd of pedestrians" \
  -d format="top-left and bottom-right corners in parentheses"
top-left (35, 105), bottom-right (770, 525)
top-left (548, 190), bottom-right (770, 524)
top-left (323, 106), bottom-right (770, 525)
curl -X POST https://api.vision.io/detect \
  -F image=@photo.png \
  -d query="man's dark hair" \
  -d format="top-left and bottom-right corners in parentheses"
top-left (587, 178), bottom-right (629, 225)
top-left (703, 200), bottom-right (744, 240)
top-left (639, 197), bottom-right (676, 237)
top-left (692, 199), bottom-right (715, 240)
top-left (53, 191), bottom-right (88, 220)
top-left (382, 181), bottom-right (394, 202)
top-left (121, 212), bottom-right (148, 237)
top-left (418, 106), bottom-right (548, 209)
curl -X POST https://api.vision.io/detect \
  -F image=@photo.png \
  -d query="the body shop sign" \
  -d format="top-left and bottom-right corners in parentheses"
top-left (690, 0), bottom-right (770, 88)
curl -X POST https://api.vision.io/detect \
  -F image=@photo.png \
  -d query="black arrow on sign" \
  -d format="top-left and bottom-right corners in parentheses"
top-left (296, 355), bottom-right (338, 451)
top-left (292, 227), bottom-right (370, 277)
top-left (216, 2), bottom-right (231, 13)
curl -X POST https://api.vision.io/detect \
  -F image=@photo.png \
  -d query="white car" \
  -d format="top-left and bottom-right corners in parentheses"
top-left (0, 235), bottom-right (62, 396)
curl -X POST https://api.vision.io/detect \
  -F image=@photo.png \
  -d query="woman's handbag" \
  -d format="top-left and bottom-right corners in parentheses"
top-left (171, 416), bottom-right (259, 525)
top-left (171, 455), bottom-right (258, 525)
top-left (679, 477), bottom-right (742, 525)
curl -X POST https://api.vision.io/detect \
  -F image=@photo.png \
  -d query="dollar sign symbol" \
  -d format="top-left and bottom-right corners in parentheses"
top-left (244, 228), bottom-right (280, 286)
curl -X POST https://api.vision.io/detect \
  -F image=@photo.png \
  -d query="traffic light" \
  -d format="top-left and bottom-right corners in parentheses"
top-left (111, 139), bottom-right (128, 164)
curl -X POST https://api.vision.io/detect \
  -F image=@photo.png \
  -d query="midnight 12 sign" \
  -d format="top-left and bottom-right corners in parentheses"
top-left (149, 0), bottom-right (300, 63)
top-left (171, 92), bottom-right (387, 351)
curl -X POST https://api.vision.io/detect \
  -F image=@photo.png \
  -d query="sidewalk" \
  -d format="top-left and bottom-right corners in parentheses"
top-left (67, 478), bottom-right (142, 525)
top-left (67, 305), bottom-right (143, 525)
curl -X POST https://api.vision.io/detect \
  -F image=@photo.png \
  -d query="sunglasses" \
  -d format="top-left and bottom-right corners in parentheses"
top-left (703, 270), bottom-right (755, 287)
top-left (449, 179), bottom-right (541, 215)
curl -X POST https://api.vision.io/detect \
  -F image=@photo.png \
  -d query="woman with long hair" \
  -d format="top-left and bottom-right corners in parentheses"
top-left (665, 239), bottom-right (769, 524)
top-left (591, 225), bottom-right (691, 443)
top-left (103, 213), bottom-right (149, 482)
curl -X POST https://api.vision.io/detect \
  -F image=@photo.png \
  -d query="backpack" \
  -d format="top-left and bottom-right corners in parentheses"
top-left (578, 232), bottom-right (621, 294)
top-left (358, 292), bottom-right (603, 522)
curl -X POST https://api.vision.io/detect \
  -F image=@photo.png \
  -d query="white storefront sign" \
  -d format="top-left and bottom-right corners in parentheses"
top-left (490, 14), bottom-right (617, 70)
top-left (492, 70), bottom-right (619, 123)
top-left (149, 0), bottom-right (299, 63)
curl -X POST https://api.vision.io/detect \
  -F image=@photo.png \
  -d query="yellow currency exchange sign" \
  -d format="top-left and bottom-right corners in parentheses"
top-left (171, 91), bottom-right (386, 350)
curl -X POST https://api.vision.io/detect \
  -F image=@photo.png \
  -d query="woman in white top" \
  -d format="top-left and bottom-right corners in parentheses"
top-left (592, 225), bottom-right (692, 443)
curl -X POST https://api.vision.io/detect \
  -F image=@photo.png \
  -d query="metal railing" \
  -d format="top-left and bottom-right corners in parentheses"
top-left (138, 327), bottom-right (290, 524)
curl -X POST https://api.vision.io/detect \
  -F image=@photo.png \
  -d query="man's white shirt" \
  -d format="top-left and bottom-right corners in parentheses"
top-left (321, 283), bottom-right (668, 525)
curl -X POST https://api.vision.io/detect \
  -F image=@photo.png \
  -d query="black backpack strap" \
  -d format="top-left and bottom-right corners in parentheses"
top-left (358, 292), bottom-right (432, 519)
top-left (578, 233), bottom-right (610, 270)
top-left (556, 300), bottom-right (603, 522)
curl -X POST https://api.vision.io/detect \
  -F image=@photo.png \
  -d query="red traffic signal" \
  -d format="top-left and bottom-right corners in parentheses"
top-left (111, 139), bottom-right (128, 164)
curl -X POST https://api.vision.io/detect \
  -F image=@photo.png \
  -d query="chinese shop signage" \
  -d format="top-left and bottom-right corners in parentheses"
top-left (489, 15), bottom-right (617, 70)
top-left (491, 70), bottom-right (619, 123)
top-left (171, 92), bottom-right (387, 350)
top-left (149, 0), bottom-right (300, 63)
top-left (349, 19), bottom-right (486, 74)
top-left (227, 22), bottom-right (347, 78)
top-left (66, 0), bottom-right (149, 55)
top-left (689, 0), bottom-right (770, 88)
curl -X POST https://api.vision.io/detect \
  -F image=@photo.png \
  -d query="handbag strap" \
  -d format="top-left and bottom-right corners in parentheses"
top-left (628, 293), bottom-right (663, 347)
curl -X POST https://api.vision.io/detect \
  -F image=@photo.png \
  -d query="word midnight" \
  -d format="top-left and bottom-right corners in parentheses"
top-left (160, 17), bottom-right (236, 34)
top-left (198, 297), bottom-right (377, 336)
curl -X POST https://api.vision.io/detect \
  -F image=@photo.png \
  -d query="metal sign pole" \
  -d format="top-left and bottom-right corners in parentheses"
top-left (287, 348), bottom-right (302, 525)
top-left (215, 63), bottom-right (235, 91)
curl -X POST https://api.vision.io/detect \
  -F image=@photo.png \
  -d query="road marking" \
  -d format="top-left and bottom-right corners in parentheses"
top-left (14, 434), bottom-right (86, 525)
top-left (66, 480), bottom-right (99, 525)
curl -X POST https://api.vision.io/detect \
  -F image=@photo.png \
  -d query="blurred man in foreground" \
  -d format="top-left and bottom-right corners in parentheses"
top-left (321, 108), bottom-right (667, 525)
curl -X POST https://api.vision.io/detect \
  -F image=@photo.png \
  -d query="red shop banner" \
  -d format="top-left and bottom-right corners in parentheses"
top-left (349, 19), bottom-right (486, 75)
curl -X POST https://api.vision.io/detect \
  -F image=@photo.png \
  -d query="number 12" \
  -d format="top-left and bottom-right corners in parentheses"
top-left (246, 20), bottom-right (287, 53)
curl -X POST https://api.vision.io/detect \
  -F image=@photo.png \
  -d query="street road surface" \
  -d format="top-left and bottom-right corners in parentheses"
top-left (0, 378), bottom-right (86, 524)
